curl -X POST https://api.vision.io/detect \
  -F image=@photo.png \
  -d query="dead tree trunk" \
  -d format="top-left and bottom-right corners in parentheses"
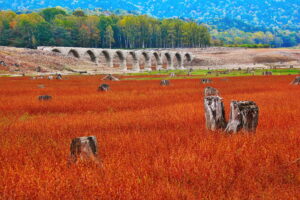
top-left (291, 76), bottom-right (300, 85)
top-left (225, 101), bottom-right (259, 133)
top-left (204, 96), bottom-right (227, 131)
top-left (69, 136), bottom-right (99, 164)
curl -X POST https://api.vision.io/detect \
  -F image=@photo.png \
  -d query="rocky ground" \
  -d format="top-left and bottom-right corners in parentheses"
top-left (0, 46), bottom-right (299, 76)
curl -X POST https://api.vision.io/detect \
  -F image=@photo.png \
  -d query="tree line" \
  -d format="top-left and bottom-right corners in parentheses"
top-left (210, 28), bottom-right (300, 48)
top-left (0, 8), bottom-right (211, 49)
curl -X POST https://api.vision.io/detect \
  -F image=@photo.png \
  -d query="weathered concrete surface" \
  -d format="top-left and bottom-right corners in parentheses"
top-left (38, 47), bottom-right (194, 72)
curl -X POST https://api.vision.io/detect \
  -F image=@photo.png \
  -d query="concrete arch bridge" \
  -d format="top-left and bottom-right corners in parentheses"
top-left (38, 47), bottom-right (194, 72)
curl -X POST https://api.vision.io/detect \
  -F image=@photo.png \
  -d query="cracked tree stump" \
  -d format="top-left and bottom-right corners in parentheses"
top-left (204, 96), bottom-right (227, 131)
top-left (69, 136), bottom-right (99, 164)
top-left (225, 101), bottom-right (259, 133)
top-left (291, 76), bottom-right (300, 85)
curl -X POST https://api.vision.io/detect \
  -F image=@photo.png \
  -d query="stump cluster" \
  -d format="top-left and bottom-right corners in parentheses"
top-left (203, 86), bottom-right (259, 133)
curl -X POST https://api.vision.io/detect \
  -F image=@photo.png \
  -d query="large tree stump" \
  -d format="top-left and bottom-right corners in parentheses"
top-left (225, 101), bottom-right (259, 133)
top-left (204, 96), bottom-right (227, 131)
top-left (204, 86), bottom-right (219, 97)
top-left (69, 136), bottom-right (99, 164)
top-left (291, 76), bottom-right (300, 85)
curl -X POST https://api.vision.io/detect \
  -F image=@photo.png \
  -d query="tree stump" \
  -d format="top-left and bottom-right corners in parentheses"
top-left (102, 74), bottom-right (119, 81)
top-left (98, 84), bottom-right (110, 91)
top-left (204, 96), bottom-right (227, 131)
top-left (201, 79), bottom-right (212, 84)
top-left (56, 74), bottom-right (63, 80)
top-left (36, 66), bottom-right (41, 72)
top-left (38, 95), bottom-right (52, 101)
top-left (160, 80), bottom-right (170, 86)
top-left (204, 86), bottom-right (219, 97)
top-left (291, 76), bottom-right (300, 85)
top-left (69, 136), bottom-right (99, 164)
top-left (37, 84), bottom-right (45, 89)
top-left (169, 72), bottom-right (176, 77)
top-left (225, 101), bottom-right (259, 133)
top-left (262, 71), bottom-right (272, 75)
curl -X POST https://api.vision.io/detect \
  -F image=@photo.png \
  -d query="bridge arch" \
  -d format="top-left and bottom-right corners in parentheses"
top-left (68, 49), bottom-right (80, 58)
top-left (151, 52), bottom-right (162, 70)
top-left (52, 49), bottom-right (61, 53)
top-left (139, 52), bottom-right (151, 70)
top-left (113, 51), bottom-right (126, 70)
top-left (183, 52), bottom-right (192, 67)
top-left (184, 53), bottom-right (192, 62)
top-left (126, 51), bottom-right (139, 71)
top-left (83, 50), bottom-right (97, 62)
top-left (173, 52), bottom-right (183, 69)
top-left (163, 52), bottom-right (173, 69)
top-left (99, 50), bottom-right (112, 67)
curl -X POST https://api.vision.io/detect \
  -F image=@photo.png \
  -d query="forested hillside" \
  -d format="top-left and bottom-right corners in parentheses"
top-left (1, 0), bottom-right (299, 31)
top-left (1, 8), bottom-right (299, 49)
top-left (0, 9), bottom-right (210, 49)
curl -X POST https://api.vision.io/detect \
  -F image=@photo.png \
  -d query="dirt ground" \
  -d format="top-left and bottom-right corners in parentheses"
top-left (187, 47), bottom-right (300, 69)
top-left (0, 46), bottom-right (299, 75)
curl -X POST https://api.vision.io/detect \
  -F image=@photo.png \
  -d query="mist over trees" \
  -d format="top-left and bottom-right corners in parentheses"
top-left (0, 8), bottom-right (211, 49)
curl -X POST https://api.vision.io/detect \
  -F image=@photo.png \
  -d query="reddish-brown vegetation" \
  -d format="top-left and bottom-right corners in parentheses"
top-left (0, 75), bottom-right (299, 199)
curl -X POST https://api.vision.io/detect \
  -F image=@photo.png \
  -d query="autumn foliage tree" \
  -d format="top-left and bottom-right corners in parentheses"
top-left (0, 8), bottom-right (211, 48)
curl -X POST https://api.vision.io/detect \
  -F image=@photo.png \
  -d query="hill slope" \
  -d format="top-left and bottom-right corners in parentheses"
top-left (1, 0), bottom-right (300, 30)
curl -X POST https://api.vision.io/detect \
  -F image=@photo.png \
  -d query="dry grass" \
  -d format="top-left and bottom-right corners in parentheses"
top-left (0, 75), bottom-right (300, 199)
top-left (253, 55), bottom-right (297, 63)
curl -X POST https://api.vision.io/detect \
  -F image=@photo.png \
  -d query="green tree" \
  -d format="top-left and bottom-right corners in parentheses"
top-left (73, 10), bottom-right (85, 17)
top-left (11, 13), bottom-right (45, 48)
top-left (104, 25), bottom-right (115, 48)
top-left (34, 22), bottom-right (54, 45)
top-left (40, 8), bottom-right (66, 22)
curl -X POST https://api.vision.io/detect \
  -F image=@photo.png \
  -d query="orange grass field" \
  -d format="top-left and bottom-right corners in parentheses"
top-left (0, 75), bottom-right (299, 200)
